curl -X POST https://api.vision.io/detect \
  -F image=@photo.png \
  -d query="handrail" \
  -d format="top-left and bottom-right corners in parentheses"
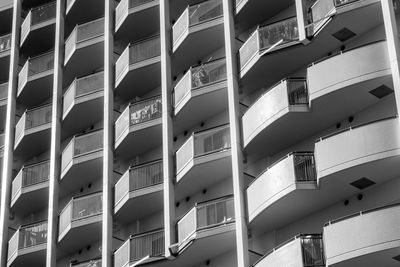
top-left (316, 115), bottom-right (398, 142)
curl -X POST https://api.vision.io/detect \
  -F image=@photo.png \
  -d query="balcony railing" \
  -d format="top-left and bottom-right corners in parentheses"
top-left (115, 36), bottom-right (160, 83)
top-left (176, 124), bottom-right (230, 175)
top-left (63, 72), bottom-right (104, 115)
top-left (174, 58), bottom-right (226, 107)
top-left (7, 221), bottom-right (47, 261)
top-left (116, 0), bottom-right (157, 29)
top-left (115, 96), bottom-right (162, 142)
top-left (11, 160), bottom-right (50, 202)
top-left (0, 82), bottom-right (8, 101)
top-left (59, 192), bottom-right (102, 236)
top-left (21, 2), bottom-right (56, 43)
top-left (65, 18), bottom-right (104, 62)
top-left (115, 160), bottom-right (163, 206)
top-left (61, 130), bottom-right (103, 173)
top-left (238, 17), bottom-right (299, 70)
top-left (0, 33), bottom-right (11, 54)
top-left (334, 0), bottom-right (360, 6)
top-left (177, 196), bottom-right (234, 244)
top-left (114, 229), bottom-right (164, 267)
top-left (15, 104), bottom-right (52, 144)
top-left (71, 258), bottom-right (102, 267)
top-left (172, 0), bottom-right (223, 46)
top-left (307, 0), bottom-right (335, 35)
top-left (18, 51), bottom-right (54, 92)
top-left (254, 234), bottom-right (324, 267)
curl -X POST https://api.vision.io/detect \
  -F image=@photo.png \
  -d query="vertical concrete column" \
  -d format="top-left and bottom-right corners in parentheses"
top-left (159, 0), bottom-right (176, 257)
top-left (295, 0), bottom-right (309, 43)
top-left (46, 0), bottom-right (65, 266)
top-left (0, 1), bottom-right (21, 265)
top-left (221, 0), bottom-right (249, 266)
top-left (381, 0), bottom-right (400, 118)
top-left (102, 0), bottom-right (114, 266)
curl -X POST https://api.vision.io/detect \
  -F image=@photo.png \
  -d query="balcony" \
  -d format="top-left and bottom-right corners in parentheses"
top-left (70, 258), bottom-right (101, 267)
top-left (240, 0), bottom-right (383, 94)
top-left (66, 0), bottom-right (104, 27)
top-left (171, 0), bottom-right (224, 75)
top-left (114, 229), bottom-right (164, 267)
top-left (239, 17), bottom-right (300, 79)
top-left (10, 160), bottom-right (50, 215)
top-left (324, 204), bottom-right (400, 266)
top-left (0, 82), bottom-right (8, 126)
top-left (7, 221), bottom-right (47, 267)
top-left (175, 125), bottom-right (231, 200)
top-left (60, 130), bottom-right (103, 195)
top-left (17, 51), bottom-right (54, 107)
top-left (115, 96), bottom-right (162, 159)
top-left (20, 2), bottom-right (56, 54)
top-left (64, 18), bottom-right (104, 82)
top-left (173, 58), bottom-right (228, 132)
top-left (0, 33), bottom-right (11, 81)
top-left (58, 192), bottom-right (102, 253)
top-left (115, 0), bottom-right (159, 43)
top-left (247, 152), bottom-right (318, 231)
top-left (115, 36), bottom-right (160, 100)
top-left (14, 104), bottom-right (52, 161)
top-left (114, 160), bottom-right (163, 222)
top-left (168, 196), bottom-right (235, 266)
top-left (62, 72), bottom-right (104, 137)
top-left (242, 78), bottom-right (309, 155)
top-left (253, 234), bottom-right (324, 267)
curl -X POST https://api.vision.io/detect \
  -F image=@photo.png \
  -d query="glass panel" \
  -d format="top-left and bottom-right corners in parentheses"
top-left (129, 36), bottom-right (160, 64)
top-left (287, 79), bottom-right (308, 105)
top-left (293, 153), bottom-right (316, 182)
top-left (0, 83), bottom-right (8, 100)
top-left (301, 235), bottom-right (325, 266)
top-left (129, 160), bottom-right (163, 191)
top-left (129, 97), bottom-right (162, 126)
top-left (115, 107), bottom-right (129, 142)
top-left (196, 197), bottom-right (234, 229)
top-left (115, 45), bottom-right (129, 82)
top-left (177, 207), bottom-right (196, 243)
top-left (76, 18), bottom-right (104, 43)
top-left (174, 71), bottom-right (191, 106)
top-left (193, 125), bottom-right (230, 156)
top-left (172, 9), bottom-right (189, 44)
top-left (74, 130), bottom-right (103, 156)
top-left (75, 72), bottom-right (104, 97)
top-left (22, 160), bottom-right (50, 187)
top-left (0, 34), bottom-right (11, 53)
top-left (72, 193), bottom-right (102, 221)
top-left (238, 30), bottom-right (259, 70)
top-left (191, 58), bottom-right (226, 89)
top-left (72, 259), bottom-right (102, 267)
top-left (334, 0), bottom-right (360, 6)
top-left (175, 137), bottom-right (194, 174)
top-left (130, 230), bottom-right (164, 261)
top-left (258, 17), bottom-right (299, 51)
top-left (114, 240), bottom-right (130, 267)
top-left (31, 2), bottom-right (56, 26)
top-left (28, 52), bottom-right (54, 76)
top-left (188, 0), bottom-right (223, 26)
top-left (129, 0), bottom-right (155, 8)
top-left (25, 104), bottom-right (52, 129)
top-left (18, 221), bottom-right (47, 249)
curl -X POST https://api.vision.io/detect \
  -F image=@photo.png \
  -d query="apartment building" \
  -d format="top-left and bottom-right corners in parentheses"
top-left (0, 0), bottom-right (399, 266)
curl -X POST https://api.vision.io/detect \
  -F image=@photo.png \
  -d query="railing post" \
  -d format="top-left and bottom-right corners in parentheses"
top-left (221, 0), bottom-right (249, 266)
top-left (0, 0), bottom-right (21, 265)
top-left (296, 0), bottom-right (310, 44)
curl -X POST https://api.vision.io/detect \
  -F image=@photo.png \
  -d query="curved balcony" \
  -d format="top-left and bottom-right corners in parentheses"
top-left (173, 58), bottom-right (228, 132)
top-left (17, 51), bottom-right (54, 107)
top-left (0, 82), bottom-right (8, 127)
top-left (64, 18), bottom-right (104, 81)
top-left (115, 0), bottom-right (159, 43)
top-left (247, 152), bottom-right (318, 231)
top-left (66, 0), bottom-right (104, 26)
top-left (171, 0), bottom-right (224, 75)
top-left (114, 160), bottom-right (163, 222)
top-left (7, 221), bottom-right (47, 267)
top-left (175, 125), bottom-right (231, 200)
top-left (114, 229), bottom-right (165, 267)
top-left (58, 192), bottom-right (102, 253)
top-left (168, 196), bottom-right (235, 267)
top-left (60, 130), bottom-right (103, 195)
top-left (324, 204), bottom-right (400, 266)
top-left (115, 36), bottom-right (160, 100)
top-left (315, 117), bottom-right (400, 189)
top-left (10, 160), bottom-right (50, 215)
top-left (14, 104), bottom-right (52, 161)
top-left (115, 96), bottom-right (162, 159)
top-left (254, 234), bottom-right (324, 267)
top-left (62, 72), bottom-right (104, 137)
top-left (0, 33), bottom-right (11, 81)
top-left (242, 78), bottom-right (309, 155)
top-left (20, 2), bottom-right (56, 54)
